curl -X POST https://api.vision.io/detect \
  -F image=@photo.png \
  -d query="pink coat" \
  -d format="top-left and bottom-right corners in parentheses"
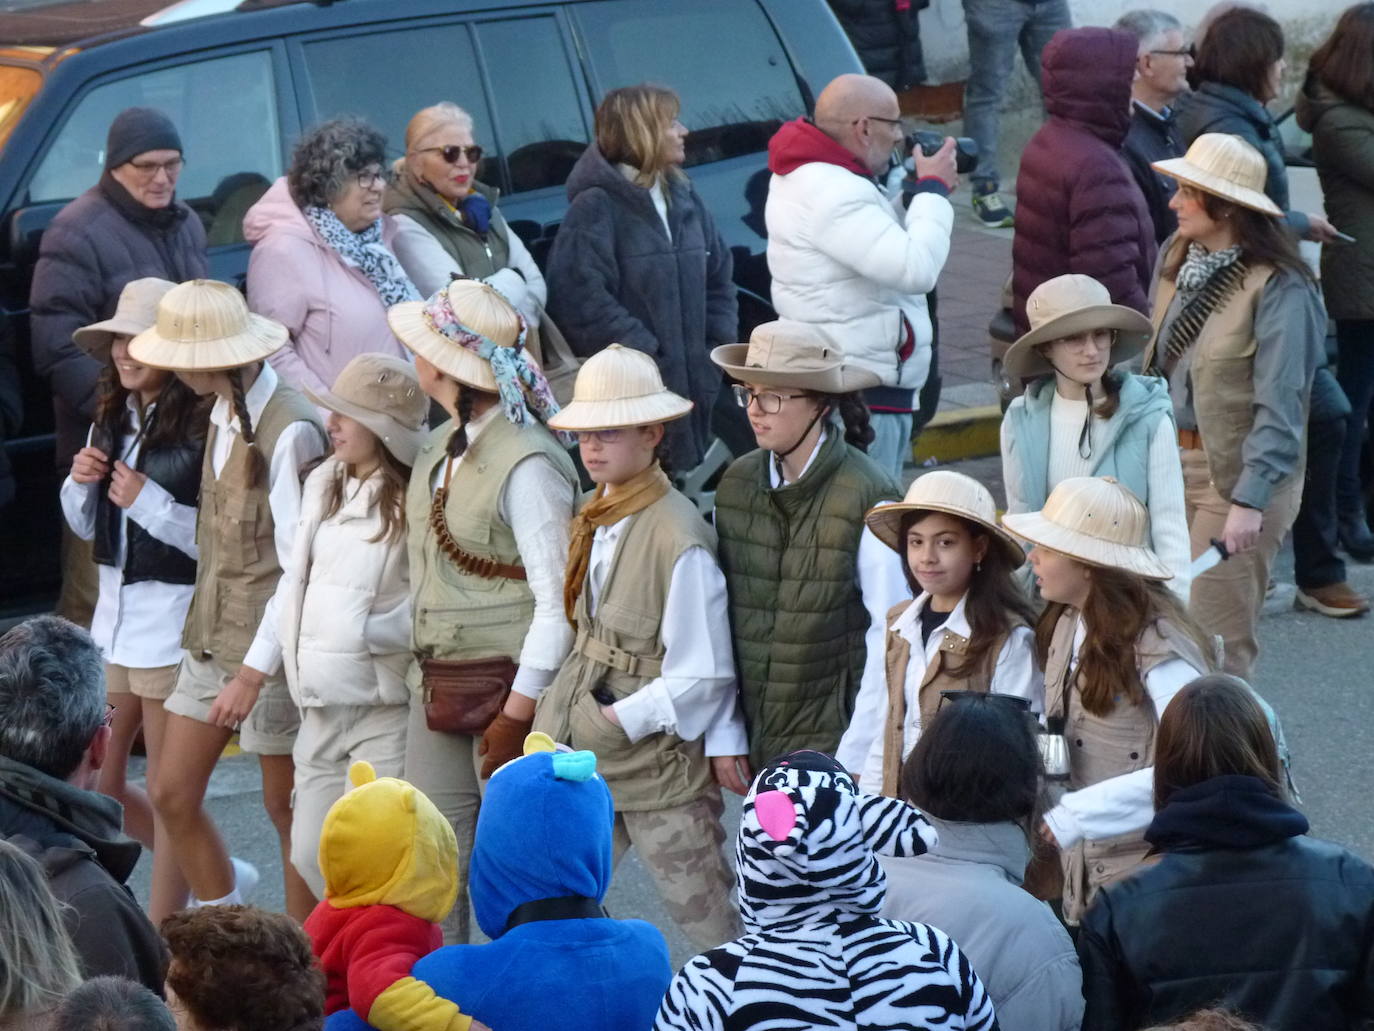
top-left (243, 177), bottom-right (409, 395)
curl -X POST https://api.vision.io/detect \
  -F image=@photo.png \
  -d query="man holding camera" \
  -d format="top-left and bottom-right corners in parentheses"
top-left (765, 73), bottom-right (958, 478)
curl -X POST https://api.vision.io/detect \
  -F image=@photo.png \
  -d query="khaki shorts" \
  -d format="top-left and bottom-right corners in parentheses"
top-left (104, 662), bottom-right (179, 701)
top-left (165, 652), bottom-right (300, 756)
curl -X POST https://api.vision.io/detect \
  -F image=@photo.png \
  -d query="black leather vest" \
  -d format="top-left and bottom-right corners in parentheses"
top-left (92, 415), bottom-right (203, 586)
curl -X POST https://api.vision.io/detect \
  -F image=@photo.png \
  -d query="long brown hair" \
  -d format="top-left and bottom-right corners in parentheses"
top-left (1164, 184), bottom-right (1314, 285)
top-left (595, 84), bottom-right (684, 187)
top-left (1153, 674), bottom-right (1283, 809)
top-left (92, 358), bottom-right (208, 458)
top-left (1309, 3), bottom-right (1374, 113)
top-left (1036, 565), bottom-right (1213, 717)
top-left (900, 510), bottom-right (1037, 680)
top-left (319, 444), bottom-right (412, 544)
top-left (1193, 7), bottom-right (1284, 101)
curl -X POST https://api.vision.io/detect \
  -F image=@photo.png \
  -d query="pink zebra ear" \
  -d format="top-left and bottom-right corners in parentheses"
top-left (754, 790), bottom-right (797, 842)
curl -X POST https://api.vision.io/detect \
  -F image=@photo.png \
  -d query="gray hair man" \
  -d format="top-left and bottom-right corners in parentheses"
top-left (52, 976), bottom-right (176, 1031)
top-left (0, 616), bottom-right (166, 992)
top-left (1115, 10), bottom-right (1193, 242)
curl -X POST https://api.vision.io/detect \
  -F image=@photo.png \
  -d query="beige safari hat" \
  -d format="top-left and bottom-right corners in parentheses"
top-left (387, 279), bottom-right (520, 393)
top-left (1152, 133), bottom-right (1283, 217)
top-left (73, 278), bottom-right (176, 360)
top-left (1001, 476), bottom-right (1172, 581)
top-left (128, 279), bottom-right (287, 371)
top-left (711, 320), bottom-right (880, 394)
top-left (1004, 274), bottom-right (1154, 382)
top-left (304, 354), bottom-right (428, 465)
top-left (866, 469), bottom-right (1024, 567)
top-left (547, 344), bottom-right (691, 432)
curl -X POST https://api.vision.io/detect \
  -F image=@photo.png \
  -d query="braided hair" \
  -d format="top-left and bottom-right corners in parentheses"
top-left (446, 384), bottom-right (476, 459)
top-left (227, 366), bottom-right (265, 488)
top-left (825, 392), bottom-right (876, 453)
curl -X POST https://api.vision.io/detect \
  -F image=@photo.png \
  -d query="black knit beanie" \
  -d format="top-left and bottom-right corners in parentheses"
top-left (104, 107), bottom-right (183, 171)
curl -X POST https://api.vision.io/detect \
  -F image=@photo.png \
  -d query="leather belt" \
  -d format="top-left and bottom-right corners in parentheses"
top-left (573, 630), bottom-right (663, 679)
top-left (1177, 427), bottom-right (1203, 450)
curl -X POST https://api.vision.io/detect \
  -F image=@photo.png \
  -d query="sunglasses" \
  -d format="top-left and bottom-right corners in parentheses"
top-left (417, 144), bottom-right (484, 165)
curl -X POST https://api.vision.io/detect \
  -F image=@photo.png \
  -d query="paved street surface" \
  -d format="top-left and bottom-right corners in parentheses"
top-left (125, 450), bottom-right (1374, 973)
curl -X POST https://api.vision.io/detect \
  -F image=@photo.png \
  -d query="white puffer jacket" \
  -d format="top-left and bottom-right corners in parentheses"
top-left (278, 458), bottom-right (412, 708)
top-left (766, 163), bottom-right (953, 393)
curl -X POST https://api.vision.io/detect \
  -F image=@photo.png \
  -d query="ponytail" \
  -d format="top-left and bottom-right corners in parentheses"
top-left (829, 392), bottom-right (875, 453)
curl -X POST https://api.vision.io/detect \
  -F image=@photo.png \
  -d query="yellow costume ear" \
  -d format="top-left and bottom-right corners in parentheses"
top-left (523, 732), bottom-right (557, 756)
top-left (348, 760), bottom-right (378, 789)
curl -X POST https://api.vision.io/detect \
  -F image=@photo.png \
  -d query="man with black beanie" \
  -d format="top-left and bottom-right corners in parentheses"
top-left (29, 106), bottom-right (207, 627)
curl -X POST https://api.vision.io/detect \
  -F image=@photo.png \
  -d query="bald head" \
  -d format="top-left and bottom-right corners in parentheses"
top-left (814, 74), bottom-right (902, 174)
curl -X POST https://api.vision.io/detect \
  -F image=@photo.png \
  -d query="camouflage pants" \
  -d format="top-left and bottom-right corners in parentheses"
top-left (613, 791), bottom-right (742, 952)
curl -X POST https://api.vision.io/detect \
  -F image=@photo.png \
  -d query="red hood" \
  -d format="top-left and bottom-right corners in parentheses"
top-left (767, 118), bottom-right (873, 178)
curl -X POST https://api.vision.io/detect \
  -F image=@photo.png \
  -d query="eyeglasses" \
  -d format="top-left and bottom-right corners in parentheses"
top-left (125, 156), bottom-right (183, 179)
top-left (574, 429), bottom-right (625, 445)
top-left (102, 703), bottom-right (116, 727)
top-left (732, 385), bottom-right (809, 414)
top-left (1056, 331), bottom-right (1116, 352)
top-left (860, 114), bottom-right (903, 128)
top-left (1149, 45), bottom-right (1195, 58)
top-left (416, 144), bottom-right (484, 166)
top-left (354, 167), bottom-right (393, 190)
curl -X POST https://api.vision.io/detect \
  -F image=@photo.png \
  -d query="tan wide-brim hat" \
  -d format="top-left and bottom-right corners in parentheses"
top-left (711, 320), bottom-right (880, 394)
top-left (1004, 274), bottom-right (1154, 382)
top-left (1152, 132), bottom-right (1284, 217)
top-left (866, 469), bottom-right (1024, 567)
top-left (73, 277), bottom-right (176, 360)
top-left (387, 280), bottom-right (520, 393)
top-left (547, 343), bottom-right (691, 431)
top-left (303, 353), bottom-right (428, 465)
top-left (1001, 475), bottom-right (1173, 581)
top-left (128, 279), bottom-right (287, 372)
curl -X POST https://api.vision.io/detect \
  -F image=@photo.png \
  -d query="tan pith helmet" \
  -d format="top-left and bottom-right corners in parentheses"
top-left (547, 344), bottom-right (691, 431)
top-left (1152, 132), bottom-right (1284, 217)
top-left (128, 279), bottom-right (287, 371)
top-left (866, 469), bottom-right (1025, 567)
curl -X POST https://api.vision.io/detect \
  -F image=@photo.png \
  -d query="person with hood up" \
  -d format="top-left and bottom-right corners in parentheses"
top-left (327, 734), bottom-right (672, 1031)
top-left (764, 73), bottom-right (958, 478)
top-left (544, 84), bottom-right (737, 473)
top-left (654, 749), bottom-right (998, 1031)
top-left (1011, 28), bottom-right (1157, 334)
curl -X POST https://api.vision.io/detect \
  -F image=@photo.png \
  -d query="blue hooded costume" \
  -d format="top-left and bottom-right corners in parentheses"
top-left (327, 736), bottom-right (672, 1031)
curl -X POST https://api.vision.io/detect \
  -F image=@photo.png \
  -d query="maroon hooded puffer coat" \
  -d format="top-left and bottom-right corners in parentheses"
top-left (1011, 28), bottom-right (1156, 333)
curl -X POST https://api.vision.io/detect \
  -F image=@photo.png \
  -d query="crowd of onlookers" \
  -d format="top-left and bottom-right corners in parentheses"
top-left (0, 1), bottom-right (1373, 1030)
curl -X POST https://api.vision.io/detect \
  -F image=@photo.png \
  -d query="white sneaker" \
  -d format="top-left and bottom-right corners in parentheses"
top-left (189, 856), bottom-right (260, 907)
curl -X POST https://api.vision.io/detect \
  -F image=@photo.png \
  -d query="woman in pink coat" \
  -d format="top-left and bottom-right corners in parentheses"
top-left (244, 118), bottom-right (417, 396)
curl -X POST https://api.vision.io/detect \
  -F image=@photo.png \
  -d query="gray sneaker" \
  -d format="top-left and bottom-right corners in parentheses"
top-left (972, 188), bottom-right (1014, 228)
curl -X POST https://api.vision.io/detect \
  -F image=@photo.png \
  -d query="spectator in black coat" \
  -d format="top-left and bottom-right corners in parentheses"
top-left (827, 0), bottom-right (927, 93)
top-left (28, 107), bottom-right (207, 625)
top-left (1079, 674), bottom-right (1374, 1031)
top-left (1114, 10), bottom-right (1192, 243)
top-left (545, 85), bottom-right (736, 473)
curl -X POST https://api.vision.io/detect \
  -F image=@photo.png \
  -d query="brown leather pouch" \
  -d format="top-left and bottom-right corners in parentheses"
top-left (421, 657), bottom-right (517, 735)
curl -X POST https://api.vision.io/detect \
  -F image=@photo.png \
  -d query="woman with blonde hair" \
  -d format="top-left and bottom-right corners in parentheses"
top-left (384, 102), bottom-right (546, 330)
top-left (0, 839), bottom-right (82, 1031)
top-left (546, 84), bottom-right (738, 472)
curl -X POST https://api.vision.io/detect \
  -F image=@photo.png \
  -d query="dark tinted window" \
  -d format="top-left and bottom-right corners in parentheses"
top-left (576, 0), bottom-right (805, 166)
top-left (473, 16), bottom-right (587, 194)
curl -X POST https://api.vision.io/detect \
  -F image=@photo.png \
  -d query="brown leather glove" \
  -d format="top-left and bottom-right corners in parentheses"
top-left (478, 712), bottom-right (533, 778)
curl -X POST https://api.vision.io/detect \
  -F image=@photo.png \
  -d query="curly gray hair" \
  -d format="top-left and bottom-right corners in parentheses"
top-left (287, 117), bottom-right (388, 210)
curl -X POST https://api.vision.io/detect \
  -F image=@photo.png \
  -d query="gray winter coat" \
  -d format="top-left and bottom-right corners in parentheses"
top-left (880, 817), bottom-right (1084, 1031)
top-left (545, 144), bottom-right (737, 471)
top-left (30, 175), bottom-right (208, 468)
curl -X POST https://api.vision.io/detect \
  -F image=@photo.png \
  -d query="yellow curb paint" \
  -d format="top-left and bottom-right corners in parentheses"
top-left (912, 404), bottom-right (1003, 463)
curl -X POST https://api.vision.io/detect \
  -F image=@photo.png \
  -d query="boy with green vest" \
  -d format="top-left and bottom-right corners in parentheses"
top-left (711, 321), bottom-right (907, 772)
top-left (534, 344), bottom-right (747, 952)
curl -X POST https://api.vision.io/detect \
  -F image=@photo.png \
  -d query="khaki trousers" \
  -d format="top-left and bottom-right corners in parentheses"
top-left (612, 791), bottom-right (741, 952)
top-left (403, 695), bottom-right (483, 944)
top-left (1182, 448), bottom-right (1302, 679)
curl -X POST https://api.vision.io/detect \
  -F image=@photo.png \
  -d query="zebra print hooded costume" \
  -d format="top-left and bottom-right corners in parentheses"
top-left (655, 750), bottom-right (1000, 1031)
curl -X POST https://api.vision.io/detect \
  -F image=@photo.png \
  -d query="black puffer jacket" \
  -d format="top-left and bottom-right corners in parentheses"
top-left (29, 174), bottom-right (207, 469)
top-left (1079, 775), bottom-right (1374, 1030)
top-left (827, 0), bottom-right (927, 92)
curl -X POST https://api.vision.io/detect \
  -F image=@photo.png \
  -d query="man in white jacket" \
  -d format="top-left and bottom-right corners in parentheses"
top-left (765, 74), bottom-right (958, 478)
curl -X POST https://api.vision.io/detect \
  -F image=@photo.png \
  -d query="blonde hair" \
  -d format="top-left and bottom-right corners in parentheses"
top-left (595, 84), bottom-right (683, 187)
top-left (405, 101), bottom-right (475, 154)
top-left (449, 280), bottom-right (523, 347)
top-left (0, 840), bottom-right (82, 1018)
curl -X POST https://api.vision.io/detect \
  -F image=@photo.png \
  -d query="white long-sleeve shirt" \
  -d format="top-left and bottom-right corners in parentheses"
top-left (1043, 615), bottom-right (1201, 848)
top-left (587, 515), bottom-right (747, 757)
top-left (428, 404), bottom-right (575, 701)
top-left (841, 591), bottom-right (1043, 792)
top-left (59, 398), bottom-right (198, 668)
top-left (769, 433), bottom-right (912, 777)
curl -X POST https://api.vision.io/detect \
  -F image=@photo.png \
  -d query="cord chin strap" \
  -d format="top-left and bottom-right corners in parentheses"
top-left (771, 405), bottom-right (830, 484)
top-left (1047, 360), bottom-right (1095, 461)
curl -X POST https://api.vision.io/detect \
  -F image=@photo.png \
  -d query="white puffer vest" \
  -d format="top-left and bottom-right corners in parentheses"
top-left (279, 457), bottom-right (412, 707)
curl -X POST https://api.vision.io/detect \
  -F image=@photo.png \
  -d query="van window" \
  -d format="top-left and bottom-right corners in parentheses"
top-left (27, 50), bottom-right (280, 245)
top-left (576, 0), bottom-right (805, 167)
top-left (473, 16), bottom-right (588, 195)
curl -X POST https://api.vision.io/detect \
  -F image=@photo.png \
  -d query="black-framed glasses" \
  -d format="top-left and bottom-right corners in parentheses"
top-left (860, 114), bottom-right (903, 128)
top-left (1149, 45), bottom-right (1195, 58)
top-left (126, 156), bottom-right (183, 178)
top-left (574, 429), bottom-right (625, 445)
top-left (732, 385), bottom-right (808, 414)
top-left (355, 167), bottom-right (393, 190)
top-left (416, 144), bottom-right (484, 166)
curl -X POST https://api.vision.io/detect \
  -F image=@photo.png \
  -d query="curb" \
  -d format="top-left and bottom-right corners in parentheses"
top-left (912, 404), bottom-right (1003, 464)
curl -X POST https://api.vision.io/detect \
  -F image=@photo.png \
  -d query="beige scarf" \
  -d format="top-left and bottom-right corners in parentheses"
top-left (562, 464), bottom-right (671, 625)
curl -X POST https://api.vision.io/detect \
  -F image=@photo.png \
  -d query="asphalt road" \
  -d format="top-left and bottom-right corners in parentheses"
top-left (124, 509), bottom-right (1374, 973)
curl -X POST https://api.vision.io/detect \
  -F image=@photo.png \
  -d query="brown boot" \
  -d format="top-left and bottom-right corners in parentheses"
top-left (1295, 582), bottom-right (1371, 618)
